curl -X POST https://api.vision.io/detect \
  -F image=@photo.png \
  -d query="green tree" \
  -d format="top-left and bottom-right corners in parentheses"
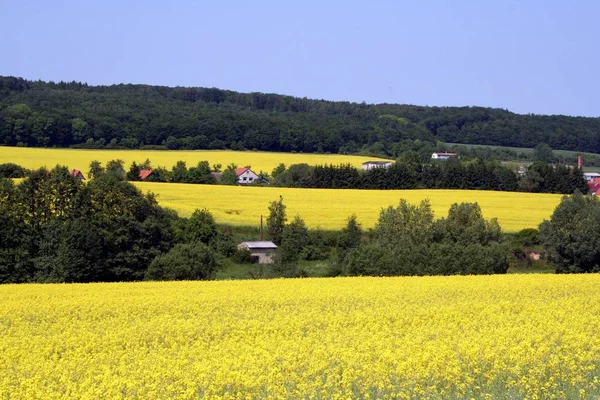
top-left (184, 208), bottom-right (217, 244)
top-left (220, 163), bottom-right (238, 185)
top-left (532, 143), bottom-right (556, 163)
top-left (106, 159), bottom-right (126, 180)
top-left (88, 160), bottom-right (104, 179)
top-left (337, 214), bottom-right (362, 263)
top-left (540, 193), bottom-right (600, 273)
top-left (145, 242), bottom-right (220, 281)
top-left (373, 199), bottom-right (434, 248)
top-left (266, 196), bottom-right (287, 245)
top-left (278, 215), bottom-right (310, 264)
top-left (433, 202), bottom-right (502, 245)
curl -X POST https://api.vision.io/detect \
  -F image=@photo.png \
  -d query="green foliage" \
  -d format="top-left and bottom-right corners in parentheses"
top-left (373, 199), bottom-right (434, 247)
top-left (184, 208), bottom-right (217, 244)
top-left (88, 160), bottom-right (104, 179)
top-left (514, 228), bottom-right (540, 247)
top-left (278, 215), bottom-right (310, 264)
top-left (266, 196), bottom-right (287, 245)
top-left (533, 143), bottom-right (556, 163)
top-left (540, 194), bottom-right (600, 273)
top-left (3, 76), bottom-right (600, 157)
top-left (233, 248), bottom-right (254, 264)
top-left (343, 199), bottom-right (508, 277)
top-left (0, 163), bottom-right (29, 178)
top-left (337, 214), bottom-right (362, 263)
top-left (106, 159), bottom-right (126, 180)
top-left (0, 167), bottom-right (177, 283)
top-left (220, 163), bottom-right (238, 185)
top-left (145, 242), bottom-right (219, 281)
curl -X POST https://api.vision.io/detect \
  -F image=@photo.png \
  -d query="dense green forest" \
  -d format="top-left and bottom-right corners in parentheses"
top-left (1, 76), bottom-right (600, 156)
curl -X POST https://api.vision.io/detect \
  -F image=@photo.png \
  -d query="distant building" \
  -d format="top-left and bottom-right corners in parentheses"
top-left (431, 152), bottom-right (458, 160)
top-left (584, 172), bottom-right (600, 182)
top-left (235, 167), bottom-right (259, 184)
top-left (139, 169), bottom-right (153, 180)
top-left (69, 169), bottom-right (85, 180)
top-left (237, 241), bottom-right (278, 264)
top-left (361, 161), bottom-right (393, 170)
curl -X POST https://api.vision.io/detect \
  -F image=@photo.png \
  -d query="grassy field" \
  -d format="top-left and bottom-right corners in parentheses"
top-left (134, 182), bottom-right (562, 232)
top-left (447, 142), bottom-right (600, 159)
top-left (0, 146), bottom-right (391, 173)
top-left (2, 275), bottom-right (600, 399)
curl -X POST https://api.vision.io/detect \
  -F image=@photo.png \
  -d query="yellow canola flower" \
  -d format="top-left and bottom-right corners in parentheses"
top-left (1, 275), bottom-right (600, 399)
top-left (133, 182), bottom-right (562, 232)
top-left (0, 146), bottom-right (390, 173)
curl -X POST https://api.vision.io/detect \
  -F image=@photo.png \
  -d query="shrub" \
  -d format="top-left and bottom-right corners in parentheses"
top-left (146, 242), bottom-right (219, 281)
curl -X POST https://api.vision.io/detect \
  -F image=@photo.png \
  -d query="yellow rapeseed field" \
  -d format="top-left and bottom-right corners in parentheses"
top-left (1, 275), bottom-right (599, 399)
top-left (0, 146), bottom-right (390, 173)
top-left (134, 182), bottom-right (562, 232)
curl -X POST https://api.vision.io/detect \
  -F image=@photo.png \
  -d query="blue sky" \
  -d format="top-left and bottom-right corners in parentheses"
top-left (2, 0), bottom-right (599, 117)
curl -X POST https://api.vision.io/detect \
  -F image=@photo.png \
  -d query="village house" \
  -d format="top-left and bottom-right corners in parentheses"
top-left (431, 152), bottom-right (458, 160)
top-left (237, 241), bottom-right (278, 264)
top-left (69, 169), bottom-right (85, 180)
top-left (361, 161), bottom-right (393, 170)
top-left (235, 167), bottom-right (259, 184)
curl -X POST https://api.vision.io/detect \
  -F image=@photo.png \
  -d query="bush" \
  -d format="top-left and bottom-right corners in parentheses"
top-left (300, 245), bottom-right (329, 261)
top-left (232, 248), bottom-right (254, 264)
top-left (146, 242), bottom-right (219, 281)
top-left (0, 163), bottom-right (29, 178)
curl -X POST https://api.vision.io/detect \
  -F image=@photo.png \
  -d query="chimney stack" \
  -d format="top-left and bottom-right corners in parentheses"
top-left (578, 155), bottom-right (583, 169)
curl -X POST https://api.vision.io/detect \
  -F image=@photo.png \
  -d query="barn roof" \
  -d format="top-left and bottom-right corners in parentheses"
top-left (139, 169), bottom-right (153, 180)
top-left (69, 169), bottom-right (85, 180)
top-left (239, 241), bottom-right (278, 250)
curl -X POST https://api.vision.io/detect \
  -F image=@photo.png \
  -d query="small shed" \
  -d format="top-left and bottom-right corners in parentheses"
top-left (237, 241), bottom-right (278, 264)
top-left (69, 169), bottom-right (85, 180)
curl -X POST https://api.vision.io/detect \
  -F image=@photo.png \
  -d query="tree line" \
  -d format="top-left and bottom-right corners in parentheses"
top-left (1, 157), bottom-right (588, 195)
top-left (2, 76), bottom-right (600, 157)
top-left (273, 159), bottom-right (587, 194)
top-left (1, 163), bottom-right (598, 282)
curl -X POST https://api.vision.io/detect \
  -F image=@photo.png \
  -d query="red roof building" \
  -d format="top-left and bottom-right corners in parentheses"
top-left (139, 169), bottom-right (153, 180)
top-left (235, 167), bottom-right (249, 176)
top-left (69, 169), bottom-right (85, 180)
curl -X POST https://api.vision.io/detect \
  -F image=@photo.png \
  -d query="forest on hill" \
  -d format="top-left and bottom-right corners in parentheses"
top-left (1, 76), bottom-right (600, 156)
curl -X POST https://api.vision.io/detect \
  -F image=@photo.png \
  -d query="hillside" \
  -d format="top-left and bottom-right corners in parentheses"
top-left (1, 76), bottom-right (600, 155)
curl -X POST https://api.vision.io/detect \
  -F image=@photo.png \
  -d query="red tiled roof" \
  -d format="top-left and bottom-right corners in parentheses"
top-left (139, 169), bottom-right (153, 180)
top-left (235, 167), bottom-right (249, 176)
top-left (69, 169), bottom-right (85, 180)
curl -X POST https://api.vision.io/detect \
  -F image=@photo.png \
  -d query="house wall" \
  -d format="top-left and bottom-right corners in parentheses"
top-left (237, 170), bottom-right (259, 184)
top-left (250, 249), bottom-right (275, 264)
top-left (362, 162), bottom-right (392, 170)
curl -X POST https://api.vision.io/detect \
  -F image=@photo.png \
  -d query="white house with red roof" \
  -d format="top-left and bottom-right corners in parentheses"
top-left (235, 167), bottom-right (259, 185)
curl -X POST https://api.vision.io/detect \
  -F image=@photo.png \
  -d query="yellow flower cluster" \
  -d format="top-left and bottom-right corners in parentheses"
top-left (0, 146), bottom-right (389, 173)
top-left (1, 275), bottom-right (599, 399)
top-left (134, 182), bottom-right (562, 232)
